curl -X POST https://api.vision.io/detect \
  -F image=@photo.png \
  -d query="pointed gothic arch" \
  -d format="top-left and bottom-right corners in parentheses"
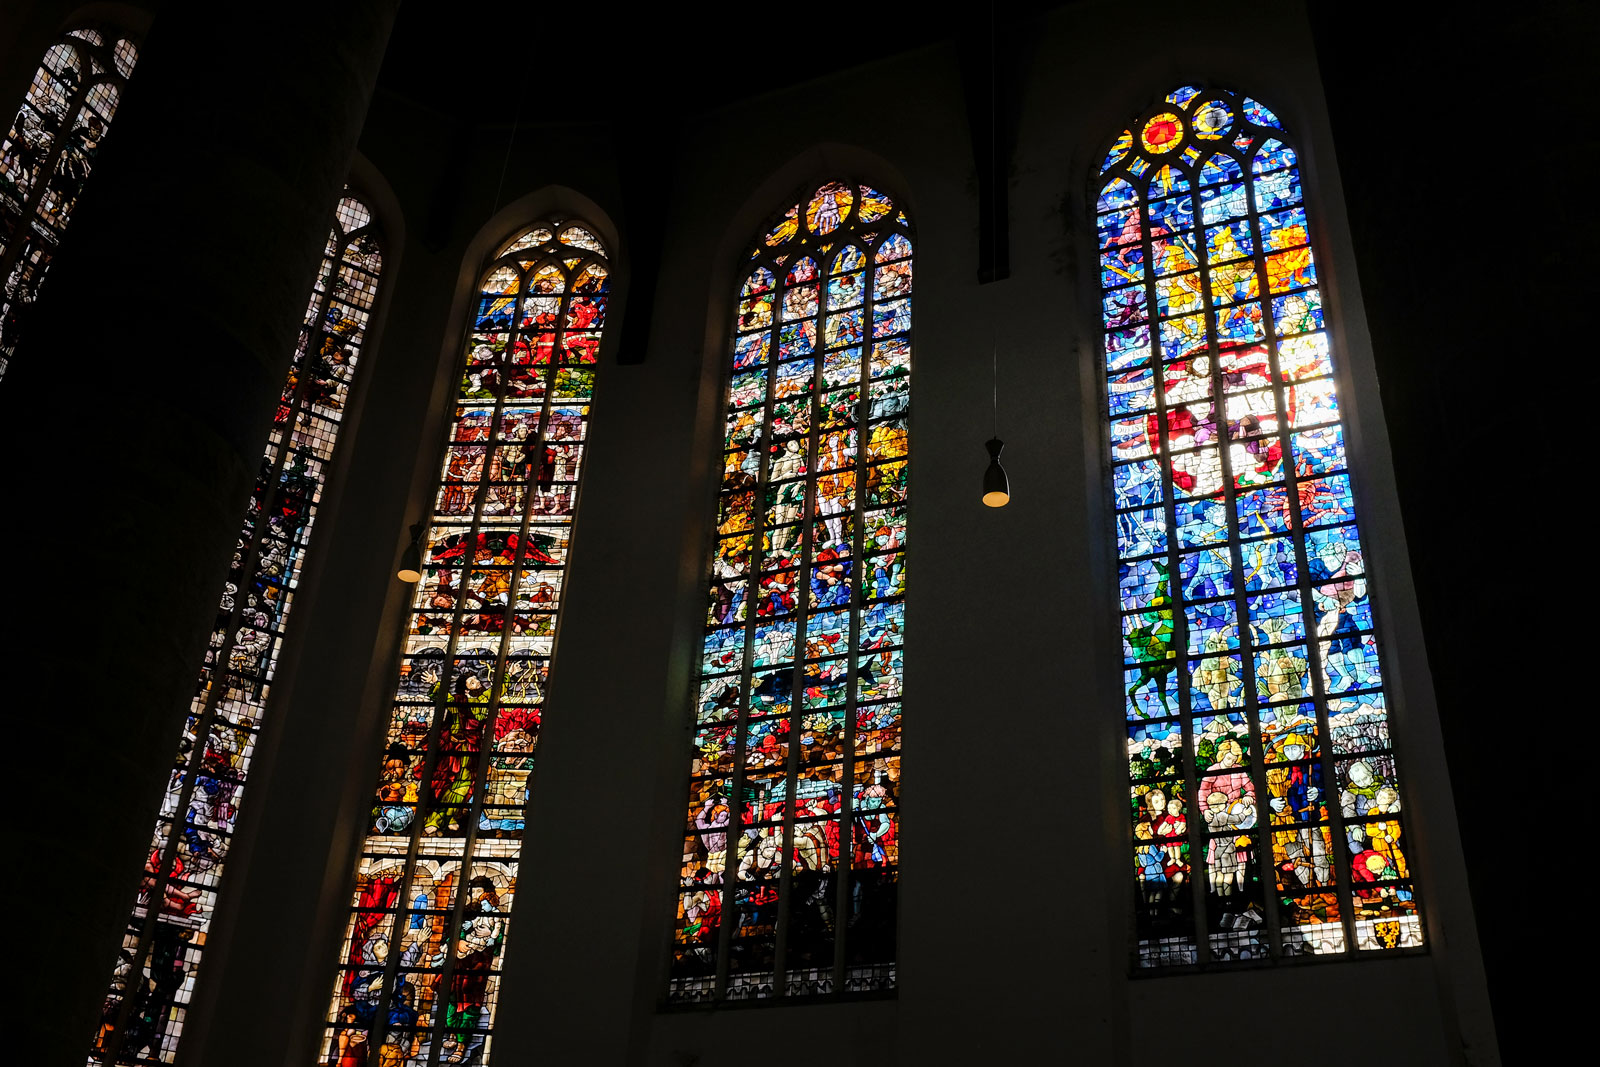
top-left (321, 216), bottom-right (615, 1064)
top-left (0, 18), bottom-right (141, 375)
top-left (1096, 85), bottom-right (1422, 969)
top-left (91, 186), bottom-right (389, 1065)
top-left (668, 178), bottom-right (912, 1003)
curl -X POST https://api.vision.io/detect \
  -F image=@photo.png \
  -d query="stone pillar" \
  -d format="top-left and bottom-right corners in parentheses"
top-left (0, 2), bottom-right (399, 1060)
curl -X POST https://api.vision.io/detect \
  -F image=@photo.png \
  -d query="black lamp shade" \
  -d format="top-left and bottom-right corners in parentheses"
top-left (982, 437), bottom-right (1010, 508)
top-left (397, 523), bottom-right (425, 583)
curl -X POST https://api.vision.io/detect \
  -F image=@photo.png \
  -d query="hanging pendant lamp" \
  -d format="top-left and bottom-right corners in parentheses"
top-left (982, 344), bottom-right (1010, 507)
top-left (983, 437), bottom-right (1010, 507)
top-left (396, 522), bottom-right (425, 583)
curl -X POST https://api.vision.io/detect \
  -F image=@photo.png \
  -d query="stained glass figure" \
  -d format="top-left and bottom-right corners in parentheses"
top-left (320, 221), bottom-right (609, 1064)
top-left (89, 192), bottom-right (383, 1064)
top-left (1098, 87), bottom-right (1422, 967)
top-left (0, 25), bottom-right (139, 377)
top-left (668, 182), bottom-right (910, 1003)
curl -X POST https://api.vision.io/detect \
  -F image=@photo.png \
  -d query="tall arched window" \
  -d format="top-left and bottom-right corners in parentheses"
top-left (1096, 86), bottom-right (1422, 967)
top-left (90, 191), bottom-right (383, 1064)
top-left (0, 24), bottom-right (139, 376)
top-left (322, 221), bottom-right (608, 1065)
top-left (669, 182), bottom-right (910, 1003)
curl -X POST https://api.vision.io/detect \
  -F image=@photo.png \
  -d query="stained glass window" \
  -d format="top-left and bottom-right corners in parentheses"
top-left (0, 25), bottom-right (139, 377)
top-left (668, 181), bottom-right (910, 1003)
top-left (321, 221), bottom-right (607, 1065)
top-left (1097, 86), bottom-right (1422, 967)
top-left (90, 192), bottom-right (383, 1064)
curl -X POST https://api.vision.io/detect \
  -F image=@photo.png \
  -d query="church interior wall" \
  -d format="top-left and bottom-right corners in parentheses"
top-left (3, 0), bottom-right (1533, 1062)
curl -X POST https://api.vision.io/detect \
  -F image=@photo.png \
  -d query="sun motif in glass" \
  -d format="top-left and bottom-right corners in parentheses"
top-left (1141, 112), bottom-right (1184, 154)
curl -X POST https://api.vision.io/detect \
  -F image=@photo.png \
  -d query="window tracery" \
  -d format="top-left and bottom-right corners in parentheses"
top-left (0, 25), bottom-right (139, 376)
top-left (669, 181), bottom-right (909, 1003)
top-left (92, 192), bottom-right (384, 1064)
top-left (322, 220), bottom-right (608, 1064)
top-left (1097, 85), bottom-right (1422, 967)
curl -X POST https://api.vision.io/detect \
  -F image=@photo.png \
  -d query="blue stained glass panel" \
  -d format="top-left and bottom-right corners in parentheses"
top-left (1096, 86), bottom-right (1422, 965)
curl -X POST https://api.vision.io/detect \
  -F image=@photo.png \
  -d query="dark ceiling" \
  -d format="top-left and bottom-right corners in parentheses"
top-left (373, 2), bottom-right (1068, 124)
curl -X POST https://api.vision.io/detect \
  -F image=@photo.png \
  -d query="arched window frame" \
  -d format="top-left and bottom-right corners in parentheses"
top-left (668, 179), bottom-right (912, 1004)
top-left (1093, 84), bottom-right (1425, 970)
top-left (0, 21), bottom-right (141, 375)
top-left (321, 218), bottom-right (612, 1066)
top-left (90, 187), bottom-right (387, 1065)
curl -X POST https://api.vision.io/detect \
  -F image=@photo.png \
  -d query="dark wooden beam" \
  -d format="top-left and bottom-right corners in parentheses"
top-left (959, 4), bottom-right (1019, 284)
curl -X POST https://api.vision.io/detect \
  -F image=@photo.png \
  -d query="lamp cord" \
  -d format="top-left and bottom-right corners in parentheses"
top-left (490, 93), bottom-right (524, 219)
top-left (988, 1), bottom-right (1001, 443)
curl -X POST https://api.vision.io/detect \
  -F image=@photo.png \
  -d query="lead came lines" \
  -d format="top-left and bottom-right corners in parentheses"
top-left (1099, 86), bottom-right (1423, 969)
top-left (0, 26), bottom-right (138, 376)
top-left (325, 220), bottom-right (607, 1067)
top-left (669, 182), bottom-right (909, 1004)
top-left (90, 194), bottom-right (381, 1065)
